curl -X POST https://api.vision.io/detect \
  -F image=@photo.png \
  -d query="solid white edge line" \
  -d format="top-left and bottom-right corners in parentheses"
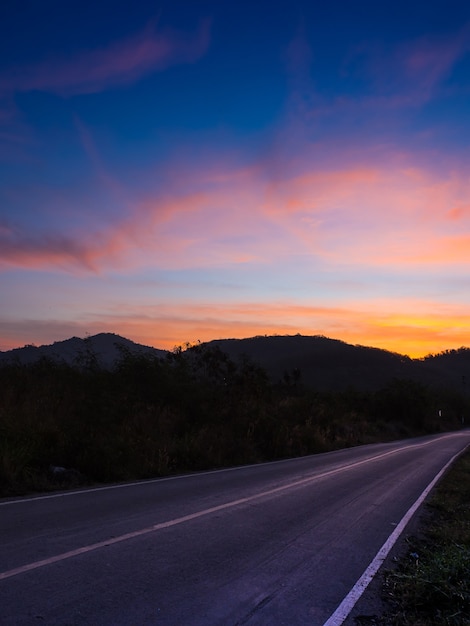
top-left (322, 442), bottom-right (470, 626)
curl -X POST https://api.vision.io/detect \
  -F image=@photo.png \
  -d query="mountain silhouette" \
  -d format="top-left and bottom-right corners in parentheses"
top-left (0, 333), bottom-right (165, 369)
top-left (207, 335), bottom-right (470, 391)
top-left (1, 333), bottom-right (469, 392)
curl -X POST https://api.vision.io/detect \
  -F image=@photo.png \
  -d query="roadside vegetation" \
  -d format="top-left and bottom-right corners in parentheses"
top-left (382, 449), bottom-right (470, 625)
top-left (0, 342), bottom-right (468, 496)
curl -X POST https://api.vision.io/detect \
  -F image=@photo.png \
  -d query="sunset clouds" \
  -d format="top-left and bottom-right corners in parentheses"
top-left (2, 296), bottom-right (469, 358)
top-left (1, 1), bottom-right (469, 357)
top-left (3, 155), bottom-right (468, 273)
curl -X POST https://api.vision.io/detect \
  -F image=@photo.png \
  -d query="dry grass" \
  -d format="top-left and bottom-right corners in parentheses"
top-left (382, 450), bottom-right (470, 625)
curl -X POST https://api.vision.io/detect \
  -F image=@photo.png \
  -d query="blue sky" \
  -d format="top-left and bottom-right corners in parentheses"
top-left (1, 0), bottom-right (470, 356)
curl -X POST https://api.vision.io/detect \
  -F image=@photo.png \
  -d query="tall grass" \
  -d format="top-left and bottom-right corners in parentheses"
top-left (0, 345), bottom-right (467, 496)
top-left (382, 451), bottom-right (470, 625)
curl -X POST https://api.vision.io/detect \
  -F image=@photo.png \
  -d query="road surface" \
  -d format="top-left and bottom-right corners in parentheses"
top-left (1, 431), bottom-right (469, 625)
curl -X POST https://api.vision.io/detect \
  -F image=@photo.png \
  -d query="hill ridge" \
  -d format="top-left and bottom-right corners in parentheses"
top-left (1, 332), bottom-right (469, 392)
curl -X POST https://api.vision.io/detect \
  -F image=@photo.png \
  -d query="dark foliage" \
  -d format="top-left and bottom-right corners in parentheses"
top-left (0, 343), bottom-right (467, 496)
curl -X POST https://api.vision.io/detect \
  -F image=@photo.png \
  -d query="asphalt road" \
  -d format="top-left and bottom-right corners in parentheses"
top-left (1, 431), bottom-right (469, 626)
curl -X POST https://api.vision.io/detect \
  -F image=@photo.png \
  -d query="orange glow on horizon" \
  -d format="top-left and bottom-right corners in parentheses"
top-left (81, 319), bottom-right (470, 359)
top-left (3, 300), bottom-right (467, 359)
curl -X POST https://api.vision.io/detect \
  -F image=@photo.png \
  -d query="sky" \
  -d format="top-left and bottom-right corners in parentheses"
top-left (1, 0), bottom-right (470, 357)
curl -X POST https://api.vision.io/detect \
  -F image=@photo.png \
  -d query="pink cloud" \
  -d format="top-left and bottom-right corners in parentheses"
top-left (0, 188), bottom-right (228, 273)
top-left (0, 229), bottom-right (99, 272)
top-left (0, 19), bottom-right (211, 96)
top-left (0, 221), bottom-right (13, 237)
top-left (0, 210), bottom-right (136, 272)
top-left (112, 160), bottom-right (469, 272)
top-left (257, 159), bottom-right (470, 268)
top-left (2, 150), bottom-right (470, 276)
top-left (447, 204), bottom-right (470, 221)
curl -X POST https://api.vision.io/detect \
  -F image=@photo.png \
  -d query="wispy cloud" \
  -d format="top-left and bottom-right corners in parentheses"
top-left (359, 23), bottom-right (470, 104)
top-left (447, 204), bottom-right (470, 221)
top-left (2, 152), bottom-right (470, 274)
top-left (0, 96), bottom-right (32, 158)
top-left (283, 21), bottom-right (470, 149)
top-left (74, 117), bottom-right (132, 209)
top-left (394, 25), bottom-right (470, 101)
top-left (0, 19), bottom-right (211, 96)
top-left (0, 226), bottom-right (99, 272)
